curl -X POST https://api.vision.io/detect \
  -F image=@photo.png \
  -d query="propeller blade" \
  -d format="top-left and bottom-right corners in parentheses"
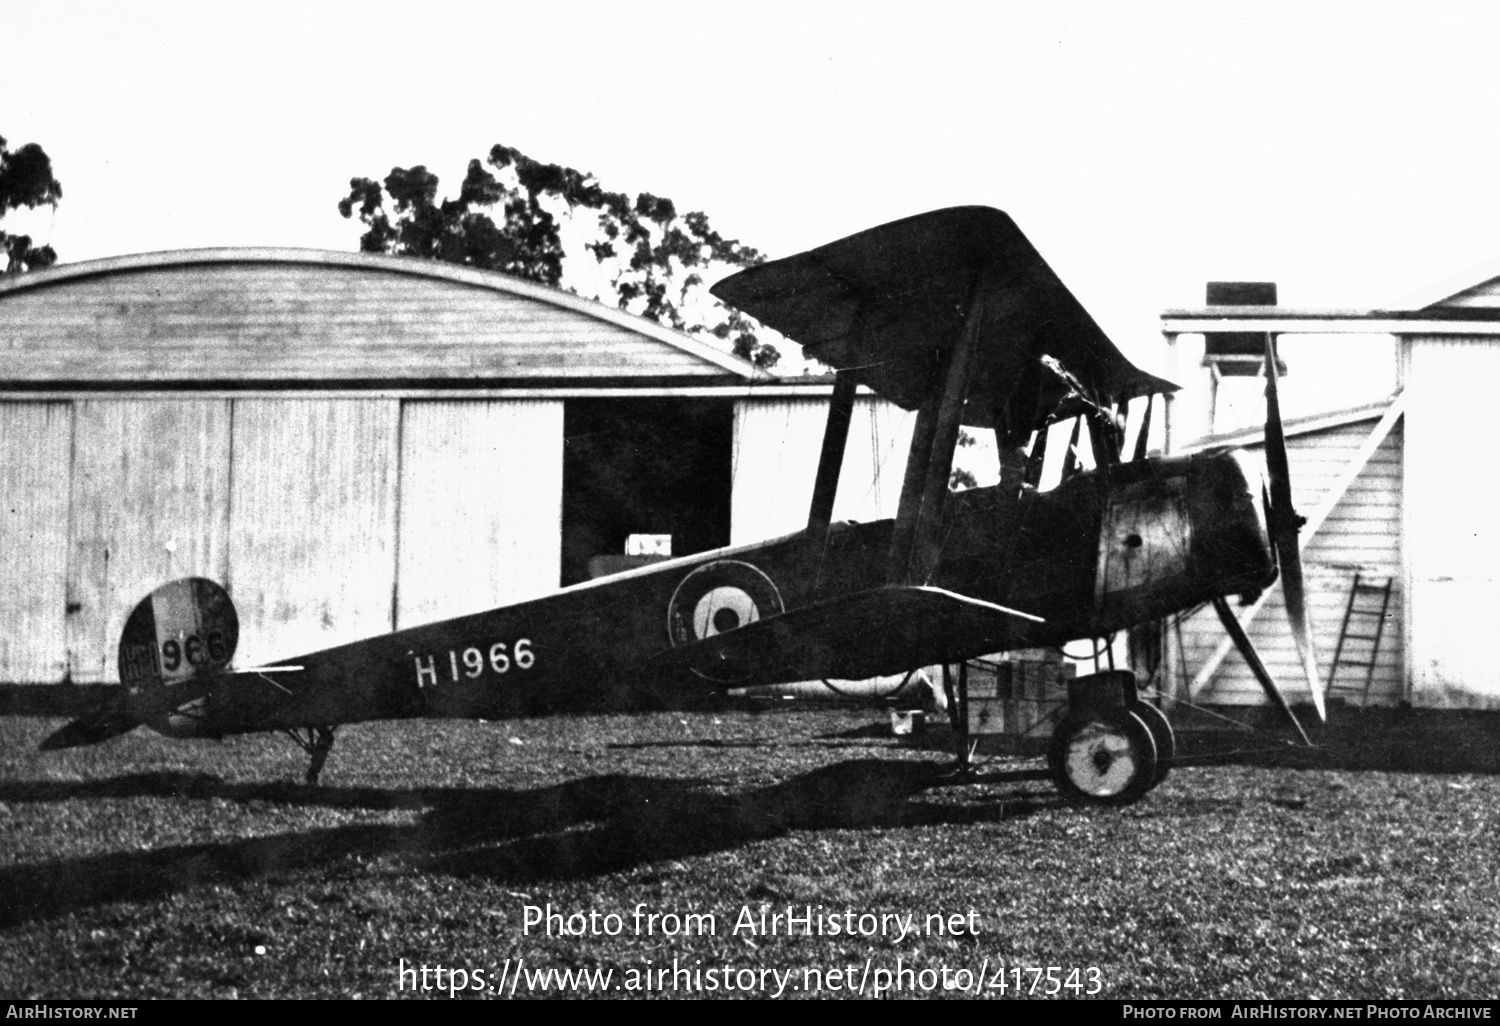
top-left (1262, 333), bottom-right (1325, 721)
top-left (1280, 550), bottom-right (1325, 721)
top-left (1212, 596), bottom-right (1311, 745)
top-left (39, 690), bottom-right (138, 750)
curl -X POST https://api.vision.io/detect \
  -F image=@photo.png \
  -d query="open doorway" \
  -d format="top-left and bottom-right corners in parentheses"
top-left (560, 397), bottom-right (733, 586)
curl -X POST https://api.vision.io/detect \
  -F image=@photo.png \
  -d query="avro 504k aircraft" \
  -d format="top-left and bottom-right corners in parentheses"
top-left (25, 207), bottom-right (1325, 806)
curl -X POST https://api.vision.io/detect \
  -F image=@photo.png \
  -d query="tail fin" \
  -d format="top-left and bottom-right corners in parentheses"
top-left (40, 578), bottom-right (240, 750)
top-left (117, 577), bottom-right (239, 692)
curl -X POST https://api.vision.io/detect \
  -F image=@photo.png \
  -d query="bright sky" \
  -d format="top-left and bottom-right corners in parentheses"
top-left (7, 1), bottom-right (1500, 382)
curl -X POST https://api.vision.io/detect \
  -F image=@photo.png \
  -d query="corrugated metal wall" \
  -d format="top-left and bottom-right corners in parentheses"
top-left (396, 400), bottom-right (563, 627)
top-left (1404, 337), bottom-right (1500, 708)
top-left (0, 396), bottom-right (568, 683)
top-left (730, 396), bottom-right (914, 544)
top-left (1173, 415), bottom-right (1405, 706)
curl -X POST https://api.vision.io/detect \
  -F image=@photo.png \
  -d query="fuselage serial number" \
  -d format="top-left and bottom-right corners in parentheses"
top-left (413, 639), bottom-right (534, 688)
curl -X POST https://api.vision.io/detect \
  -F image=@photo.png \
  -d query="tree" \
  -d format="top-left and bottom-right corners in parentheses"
top-left (1, 136), bottom-right (63, 274)
top-left (339, 145), bottom-right (778, 368)
top-left (949, 428), bottom-right (980, 491)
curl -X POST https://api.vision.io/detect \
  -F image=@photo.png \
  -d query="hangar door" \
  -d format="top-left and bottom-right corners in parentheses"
top-left (0, 396), bottom-right (565, 682)
top-left (560, 397), bottom-right (732, 586)
top-left (397, 399), bottom-right (564, 625)
top-left (730, 396), bottom-right (914, 544)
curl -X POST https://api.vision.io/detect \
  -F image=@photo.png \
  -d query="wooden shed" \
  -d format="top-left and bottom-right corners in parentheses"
top-left (0, 248), bottom-right (902, 686)
top-left (1165, 400), bottom-right (1405, 709)
top-left (1162, 269), bottom-right (1500, 711)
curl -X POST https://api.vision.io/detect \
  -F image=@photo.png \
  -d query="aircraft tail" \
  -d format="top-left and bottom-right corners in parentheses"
top-left (40, 577), bottom-right (240, 749)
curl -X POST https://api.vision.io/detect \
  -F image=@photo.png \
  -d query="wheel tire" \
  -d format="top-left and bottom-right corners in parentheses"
top-left (1131, 701), bottom-right (1175, 788)
top-left (1047, 708), bottom-right (1158, 806)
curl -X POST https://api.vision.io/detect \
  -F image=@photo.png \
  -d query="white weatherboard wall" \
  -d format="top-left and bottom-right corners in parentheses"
top-left (730, 396), bottom-right (915, 545)
top-left (1404, 337), bottom-right (1500, 708)
top-left (1174, 413), bottom-right (1404, 707)
top-left (396, 399), bottom-right (563, 628)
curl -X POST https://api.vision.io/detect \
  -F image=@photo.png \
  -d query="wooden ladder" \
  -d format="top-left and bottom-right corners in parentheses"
top-left (1327, 573), bottom-right (1394, 706)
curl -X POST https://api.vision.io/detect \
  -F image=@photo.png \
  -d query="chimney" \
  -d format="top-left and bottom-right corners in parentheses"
top-left (1205, 282), bottom-right (1279, 376)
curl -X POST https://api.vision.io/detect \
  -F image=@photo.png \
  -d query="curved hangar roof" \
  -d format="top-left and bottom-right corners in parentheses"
top-left (0, 248), bottom-right (762, 388)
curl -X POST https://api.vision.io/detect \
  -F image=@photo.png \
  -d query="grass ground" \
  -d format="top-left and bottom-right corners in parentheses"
top-left (1, 706), bottom-right (1497, 1000)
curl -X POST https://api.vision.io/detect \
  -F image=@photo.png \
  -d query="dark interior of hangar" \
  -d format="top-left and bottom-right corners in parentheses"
top-left (561, 397), bottom-right (734, 587)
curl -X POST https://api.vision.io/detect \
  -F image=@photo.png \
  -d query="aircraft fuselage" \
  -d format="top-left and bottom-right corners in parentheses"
top-left (146, 449), bottom-right (1274, 739)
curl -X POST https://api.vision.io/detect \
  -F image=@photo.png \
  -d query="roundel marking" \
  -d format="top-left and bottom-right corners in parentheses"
top-left (667, 560), bottom-right (785, 650)
top-left (694, 585), bottom-right (760, 638)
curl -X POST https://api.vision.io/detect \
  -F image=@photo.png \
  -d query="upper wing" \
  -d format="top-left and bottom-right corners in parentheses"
top-left (653, 585), bottom-right (1043, 685)
top-left (711, 206), bottom-right (1175, 437)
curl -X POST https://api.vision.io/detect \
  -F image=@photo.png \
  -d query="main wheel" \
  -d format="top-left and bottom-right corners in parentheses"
top-left (1047, 709), bottom-right (1158, 806)
top-left (1130, 701), bottom-right (1175, 787)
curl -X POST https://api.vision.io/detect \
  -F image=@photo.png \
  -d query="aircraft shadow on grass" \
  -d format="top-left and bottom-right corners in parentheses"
top-left (0, 758), bottom-right (1056, 928)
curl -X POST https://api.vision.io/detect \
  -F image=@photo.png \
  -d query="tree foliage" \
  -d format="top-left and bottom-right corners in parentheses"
top-left (949, 428), bottom-right (979, 491)
top-left (339, 145), bottom-right (778, 368)
top-left (1, 135), bottom-right (63, 274)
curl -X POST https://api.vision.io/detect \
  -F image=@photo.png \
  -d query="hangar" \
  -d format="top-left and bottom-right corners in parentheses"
top-left (0, 248), bottom-right (911, 686)
top-left (1162, 268), bottom-right (1500, 711)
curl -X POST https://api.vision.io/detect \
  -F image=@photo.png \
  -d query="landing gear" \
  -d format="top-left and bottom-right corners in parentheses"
top-left (285, 726), bottom-right (337, 785)
top-left (942, 662), bottom-right (976, 779)
top-left (1130, 700), bottom-right (1175, 787)
top-left (1047, 708), bottom-right (1157, 806)
top-left (1046, 671), bottom-right (1173, 806)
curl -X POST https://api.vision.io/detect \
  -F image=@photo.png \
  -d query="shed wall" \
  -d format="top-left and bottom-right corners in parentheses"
top-left (1404, 337), bottom-right (1500, 708)
top-left (67, 401), bottom-right (233, 682)
top-left (227, 400), bottom-right (401, 666)
top-left (396, 400), bottom-right (563, 627)
top-left (730, 396), bottom-right (914, 544)
top-left (1173, 417), bottom-right (1404, 707)
top-left (0, 403), bottom-right (71, 681)
top-left (0, 396), bottom-right (568, 683)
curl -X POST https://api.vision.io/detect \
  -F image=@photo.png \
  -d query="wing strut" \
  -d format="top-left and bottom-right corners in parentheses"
top-left (1131, 394), bottom-right (1154, 462)
top-left (886, 388), bottom-right (942, 582)
top-left (885, 285), bottom-right (981, 584)
top-left (885, 265), bottom-right (1024, 585)
top-left (807, 369), bottom-right (858, 543)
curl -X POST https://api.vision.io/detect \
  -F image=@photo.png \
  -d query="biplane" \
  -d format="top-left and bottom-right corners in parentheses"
top-left (23, 206), bottom-right (1325, 805)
